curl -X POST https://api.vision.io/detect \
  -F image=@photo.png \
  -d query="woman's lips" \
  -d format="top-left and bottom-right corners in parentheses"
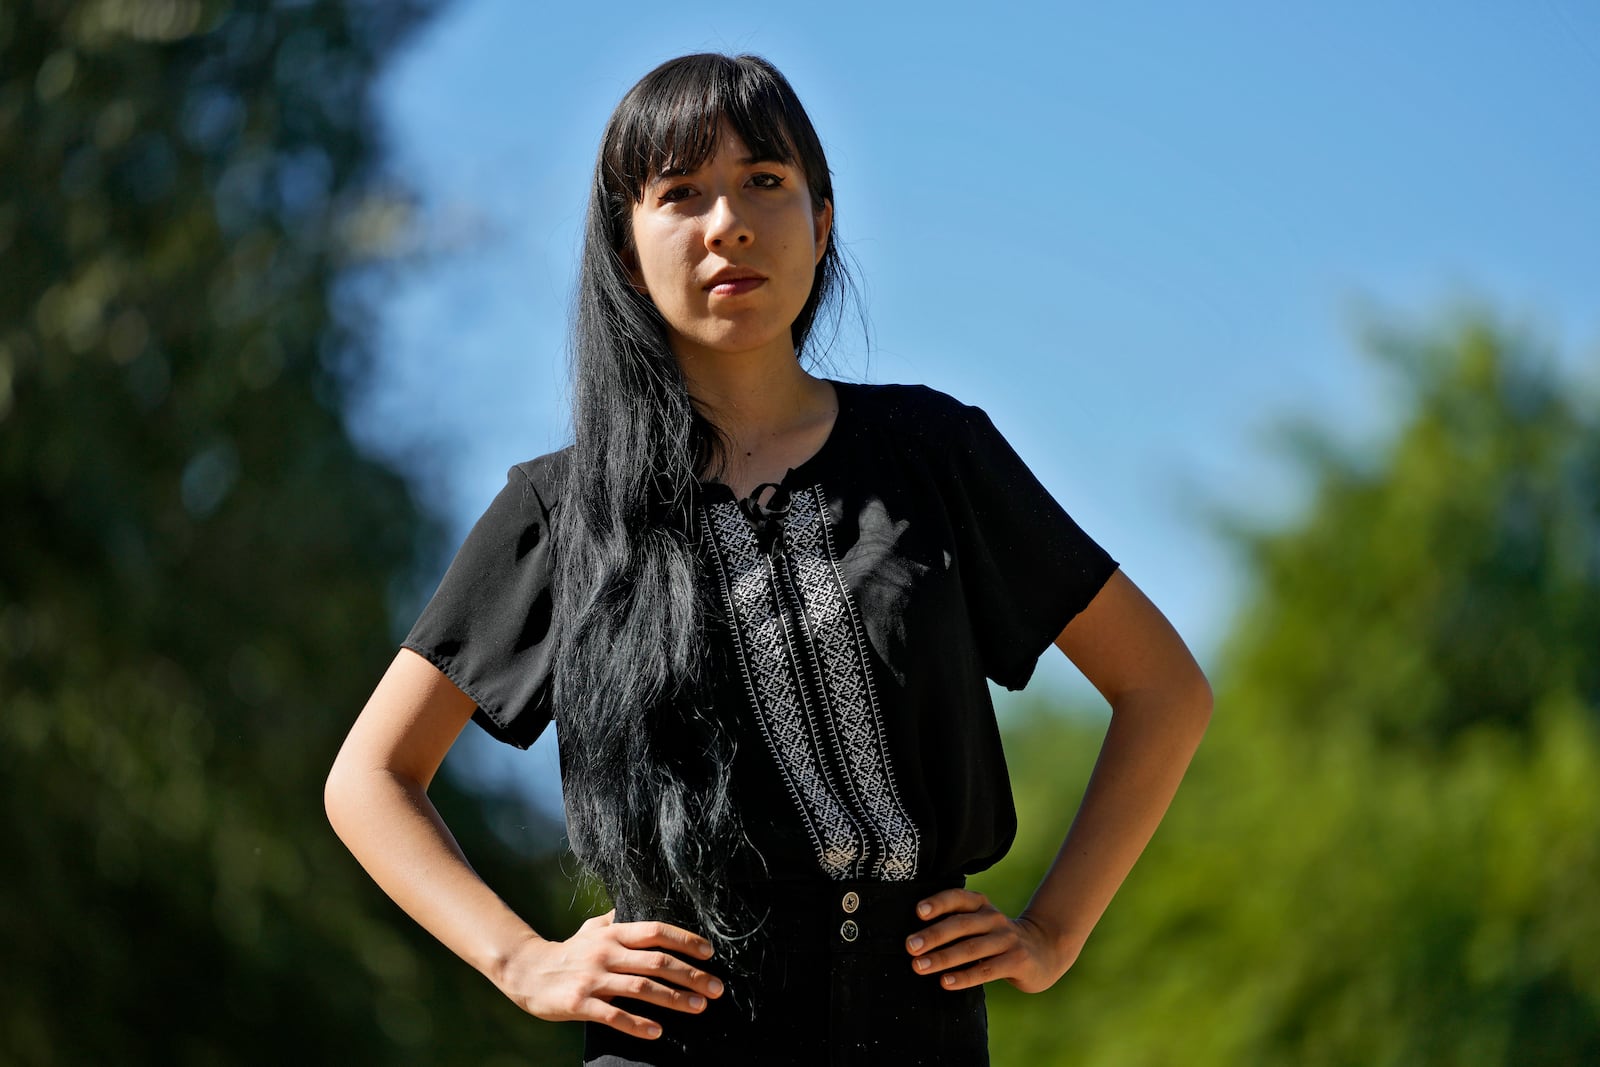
top-left (707, 277), bottom-right (765, 296)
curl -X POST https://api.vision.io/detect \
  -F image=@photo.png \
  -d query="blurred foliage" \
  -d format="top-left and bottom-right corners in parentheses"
top-left (977, 308), bottom-right (1600, 1065)
top-left (1, 2), bottom-right (586, 1063)
top-left (6, 2), bottom-right (1599, 1063)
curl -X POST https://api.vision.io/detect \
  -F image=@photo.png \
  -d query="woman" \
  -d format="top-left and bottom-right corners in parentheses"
top-left (325, 53), bottom-right (1212, 1065)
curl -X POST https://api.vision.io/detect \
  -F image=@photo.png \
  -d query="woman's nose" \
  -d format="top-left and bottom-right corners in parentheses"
top-left (704, 195), bottom-right (752, 249)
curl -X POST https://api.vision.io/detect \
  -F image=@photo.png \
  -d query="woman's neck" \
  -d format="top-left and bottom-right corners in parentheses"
top-left (676, 349), bottom-right (838, 495)
top-left (677, 350), bottom-right (831, 442)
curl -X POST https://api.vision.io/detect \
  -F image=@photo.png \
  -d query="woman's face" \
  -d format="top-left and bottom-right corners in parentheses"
top-left (625, 122), bottom-right (832, 366)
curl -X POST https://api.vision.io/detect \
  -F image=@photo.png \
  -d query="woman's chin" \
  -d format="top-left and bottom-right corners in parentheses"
top-left (668, 329), bottom-right (800, 365)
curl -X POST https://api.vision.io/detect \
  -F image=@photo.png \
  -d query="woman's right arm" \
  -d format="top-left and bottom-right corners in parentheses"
top-left (323, 647), bottom-right (724, 1040)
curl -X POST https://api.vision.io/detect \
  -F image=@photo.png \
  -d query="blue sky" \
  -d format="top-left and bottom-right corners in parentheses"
top-left (352, 0), bottom-right (1599, 810)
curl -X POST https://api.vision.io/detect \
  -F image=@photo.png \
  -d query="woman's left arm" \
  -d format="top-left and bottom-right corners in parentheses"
top-left (905, 568), bottom-right (1213, 992)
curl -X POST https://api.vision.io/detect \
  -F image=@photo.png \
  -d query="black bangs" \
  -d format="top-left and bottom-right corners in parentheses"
top-left (603, 53), bottom-right (830, 210)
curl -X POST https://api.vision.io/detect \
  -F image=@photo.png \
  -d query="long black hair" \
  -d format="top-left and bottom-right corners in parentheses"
top-left (551, 54), bottom-right (850, 947)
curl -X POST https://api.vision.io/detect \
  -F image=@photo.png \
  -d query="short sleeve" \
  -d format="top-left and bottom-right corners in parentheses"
top-left (401, 461), bottom-right (558, 749)
top-left (944, 403), bottom-right (1118, 691)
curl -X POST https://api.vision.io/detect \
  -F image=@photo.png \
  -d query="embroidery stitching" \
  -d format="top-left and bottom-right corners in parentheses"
top-left (706, 501), bottom-right (862, 878)
top-left (704, 486), bottom-right (922, 882)
top-left (785, 488), bottom-right (921, 880)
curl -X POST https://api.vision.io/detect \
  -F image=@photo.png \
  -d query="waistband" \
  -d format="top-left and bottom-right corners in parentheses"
top-left (718, 873), bottom-right (968, 956)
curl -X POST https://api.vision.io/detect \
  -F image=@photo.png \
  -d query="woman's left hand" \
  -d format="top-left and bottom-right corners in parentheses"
top-left (904, 889), bottom-right (1076, 994)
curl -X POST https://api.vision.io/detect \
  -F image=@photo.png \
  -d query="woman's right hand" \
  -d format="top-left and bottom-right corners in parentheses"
top-left (329, 655), bottom-right (723, 1041)
top-left (496, 910), bottom-right (726, 1040)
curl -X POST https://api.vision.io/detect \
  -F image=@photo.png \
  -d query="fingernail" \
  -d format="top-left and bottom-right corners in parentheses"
top-left (942, 974), bottom-right (956, 986)
top-left (690, 995), bottom-right (706, 1009)
top-left (918, 902), bottom-right (932, 917)
top-left (915, 957), bottom-right (931, 971)
top-left (708, 978), bottom-right (724, 996)
top-left (647, 1024), bottom-right (662, 1038)
top-left (908, 936), bottom-right (923, 950)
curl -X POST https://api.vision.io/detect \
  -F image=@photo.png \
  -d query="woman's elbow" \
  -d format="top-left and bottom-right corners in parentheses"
top-left (323, 758), bottom-right (354, 837)
top-left (1135, 661), bottom-right (1212, 737)
top-left (1193, 664), bottom-right (1214, 714)
top-left (1178, 665), bottom-right (1214, 740)
top-left (323, 748), bottom-right (375, 843)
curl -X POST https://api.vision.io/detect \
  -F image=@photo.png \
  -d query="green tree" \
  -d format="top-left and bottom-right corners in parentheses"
top-left (1, 3), bottom-right (584, 1062)
top-left (977, 306), bottom-right (1600, 1065)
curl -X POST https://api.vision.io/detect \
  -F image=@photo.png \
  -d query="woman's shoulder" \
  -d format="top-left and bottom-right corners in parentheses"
top-left (836, 380), bottom-right (994, 458)
top-left (837, 379), bottom-right (981, 430)
top-left (505, 446), bottom-right (573, 505)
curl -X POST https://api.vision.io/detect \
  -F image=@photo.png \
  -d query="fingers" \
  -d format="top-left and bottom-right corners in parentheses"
top-left (909, 929), bottom-right (1017, 981)
top-left (591, 1000), bottom-right (667, 1042)
top-left (908, 906), bottom-right (1002, 951)
top-left (593, 969), bottom-right (715, 1016)
top-left (512, 913), bottom-right (736, 1041)
top-left (907, 891), bottom-right (1003, 958)
top-left (906, 892), bottom-right (1033, 991)
top-left (913, 887), bottom-right (989, 921)
top-left (611, 918), bottom-right (717, 962)
top-left (931, 950), bottom-right (1021, 991)
top-left (560, 937), bottom-right (727, 1042)
top-left (611, 947), bottom-right (726, 1004)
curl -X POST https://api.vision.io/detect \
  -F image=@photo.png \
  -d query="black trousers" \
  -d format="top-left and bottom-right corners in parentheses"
top-left (583, 875), bottom-right (989, 1066)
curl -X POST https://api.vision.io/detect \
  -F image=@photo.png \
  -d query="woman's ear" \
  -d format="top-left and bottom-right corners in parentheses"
top-left (813, 199), bottom-right (834, 265)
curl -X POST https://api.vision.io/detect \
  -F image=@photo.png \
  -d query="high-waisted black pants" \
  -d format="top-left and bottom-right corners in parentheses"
top-left (583, 874), bottom-right (989, 1066)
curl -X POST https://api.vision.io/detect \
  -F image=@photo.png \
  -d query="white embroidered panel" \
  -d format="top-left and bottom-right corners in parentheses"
top-left (783, 489), bottom-right (922, 879)
top-left (704, 486), bottom-right (921, 881)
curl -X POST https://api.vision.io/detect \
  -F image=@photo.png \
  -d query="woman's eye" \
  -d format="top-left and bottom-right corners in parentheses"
top-left (750, 172), bottom-right (786, 189)
top-left (658, 185), bottom-right (694, 203)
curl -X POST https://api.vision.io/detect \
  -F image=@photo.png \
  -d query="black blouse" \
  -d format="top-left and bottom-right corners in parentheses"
top-left (402, 381), bottom-right (1118, 883)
